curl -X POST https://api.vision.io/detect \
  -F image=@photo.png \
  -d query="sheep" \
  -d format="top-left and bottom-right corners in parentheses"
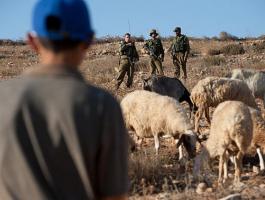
top-left (231, 68), bottom-right (265, 108)
top-left (193, 101), bottom-right (253, 184)
top-left (191, 76), bottom-right (257, 133)
top-left (247, 107), bottom-right (265, 171)
top-left (142, 75), bottom-right (197, 116)
top-left (120, 90), bottom-right (198, 158)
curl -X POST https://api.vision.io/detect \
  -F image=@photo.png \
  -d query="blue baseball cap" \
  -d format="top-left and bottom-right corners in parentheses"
top-left (32, 0), bottom-right (94, 42)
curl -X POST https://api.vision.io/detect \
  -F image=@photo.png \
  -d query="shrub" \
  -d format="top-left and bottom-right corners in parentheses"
top-left (258, 35), bottom-right (265, 40)
top-left (94, 35), bottom-right (145, 44)
top-left (0, 39), bottom-right (26, 46)
top-left (207, 48), bottom-right (221, 56)
top-left (219, 31), bottom-right (238, 41)
top-left (132, 35), bottom-right (145, 42)
top-left (253, 41), bottom-right (265, 53)
top-left (202, 56), bottom-right (226, 67)
top-left (220, 44), bottom-right (245, 55)
top-left (211, 36), bottom-right (219, 41)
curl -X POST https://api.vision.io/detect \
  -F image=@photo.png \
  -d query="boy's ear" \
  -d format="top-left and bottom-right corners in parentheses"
top-left (81, 42), bottom-right (90, 50)
top-left (27, 33), bottom-right (40, 53)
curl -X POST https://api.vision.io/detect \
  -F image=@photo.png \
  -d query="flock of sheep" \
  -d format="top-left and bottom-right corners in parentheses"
top-left (121, 68), bottom-right (265, 185)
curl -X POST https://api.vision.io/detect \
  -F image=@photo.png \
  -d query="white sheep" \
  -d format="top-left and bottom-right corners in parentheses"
top-left (191, 76), bottom-right (257, 133)
top-left (193, 101), bottom-right (253, 184)
top-left (231, 68), bottom-right (265, 108)
top-left (121, 90), bottom-right (198, 158)
top-left (248, 107), bottom-right (265, 171)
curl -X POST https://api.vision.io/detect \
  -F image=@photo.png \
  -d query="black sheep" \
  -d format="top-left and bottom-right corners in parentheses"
top-left (142, 75), bottom-right (197, 115)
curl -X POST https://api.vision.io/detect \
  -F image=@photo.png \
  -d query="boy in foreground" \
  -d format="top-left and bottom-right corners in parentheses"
top-left (0, 0), bottom-right (128, 199)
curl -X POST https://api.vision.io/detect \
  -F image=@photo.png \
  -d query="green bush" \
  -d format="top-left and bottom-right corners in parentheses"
top-left (220, 44), bottom-right (245, 55)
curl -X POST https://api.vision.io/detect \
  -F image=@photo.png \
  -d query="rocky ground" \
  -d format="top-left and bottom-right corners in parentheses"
top-left (1, 38), bottom-right (265, 199)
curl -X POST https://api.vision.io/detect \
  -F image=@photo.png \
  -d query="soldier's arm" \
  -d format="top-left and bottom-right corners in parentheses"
top-left (184, 37), bottom-right (190, 61)
top-left (157, 39), bottom-right (164, 61)
top-left (133, 46), bottom-right (139, 61)
top-left (119, 41), bottom-right (129, 53)
top-left (170, 42), bottom-right (174, 57)
top-left (185, 37), bottom-right (190, 54)
top-left (158, 39), bottom-right (164, 56)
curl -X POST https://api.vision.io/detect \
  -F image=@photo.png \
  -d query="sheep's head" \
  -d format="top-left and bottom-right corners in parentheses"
top-left (176, 130), bottom-right (199, 158)
top-left (142, 77), bottom-right (152, 91)
top-left (142, 74), bottom-right (160, 91)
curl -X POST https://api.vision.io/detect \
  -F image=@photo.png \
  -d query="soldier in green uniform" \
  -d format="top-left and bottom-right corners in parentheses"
top-left (143, 29), bottom-right (164, 75)
top-left (116, 33), bottom-right (139, 90)
top-left (170, 27), bottom-right (190, 80)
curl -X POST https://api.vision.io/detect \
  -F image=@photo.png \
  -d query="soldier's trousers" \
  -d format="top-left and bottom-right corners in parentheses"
top-left (117, 58), bottom-right (134, 88)
top-left (173, 52), bottom-right (187, 79)
top-left (149, 57), bottom-right (164, 75)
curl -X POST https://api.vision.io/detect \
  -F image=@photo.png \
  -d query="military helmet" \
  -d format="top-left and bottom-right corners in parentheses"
top-left (174, 27), bottom-right (181, 32)
top-left (149, 29), bottom-right (158, 36)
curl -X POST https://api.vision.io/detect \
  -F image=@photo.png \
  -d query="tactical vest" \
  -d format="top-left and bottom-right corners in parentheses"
top-left (146, 39), bottom-right (163, 57)
top-left (120, 42), bottom-right (135, 58)
top-left (172, 35), bottom-right (187, 53)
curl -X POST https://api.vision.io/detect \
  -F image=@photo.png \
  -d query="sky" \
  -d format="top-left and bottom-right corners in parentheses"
top-left (0, 0), bottom-right (265, 40)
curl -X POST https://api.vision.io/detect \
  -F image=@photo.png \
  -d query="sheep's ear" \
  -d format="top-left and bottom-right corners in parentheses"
top-left (176, 134), bottom-right (184, 148)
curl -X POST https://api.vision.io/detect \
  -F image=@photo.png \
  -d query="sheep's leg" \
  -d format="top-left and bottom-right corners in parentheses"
top-left (154, 134), bottom-right (160, 155)
top-left (195, 107), bottom-right (204, 133)
top-left (178, 145), bottom-right (184, 160)
top-left (229, 156), bottom-right (235, 164)
top-left (234, 151), bottom-right (243, 184)
top-left (223, 155), bottom-right (228, 183)
top-left (218, 152), bottom-right (225, 184)
top-left (204, 107), bottom-right (211, 125)
top-left (257, 148), bottom-right (265, 171)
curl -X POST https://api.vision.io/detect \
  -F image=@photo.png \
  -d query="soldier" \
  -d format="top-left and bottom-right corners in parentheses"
top-left (143, 29), bottom-right (164, 76)
top-left (116, 33), bottom-right (139, 90)
top-left (171, 27), bottom-right (190, 80)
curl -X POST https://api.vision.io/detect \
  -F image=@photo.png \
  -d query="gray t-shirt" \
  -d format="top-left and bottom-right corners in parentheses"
top-left (0, 66), bottom-right (128, 200)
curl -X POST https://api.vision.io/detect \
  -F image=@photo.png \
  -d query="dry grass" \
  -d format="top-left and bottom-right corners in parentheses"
top-left (1, 38), bottom-right (265, 199)
top-left (128, 142), bottom-right (195, 196)
top-left (220, 44), bottom-right (245, 55)
top-left (201, 56), bottom-right (226, 67)
top-left (206, 48), bottom-right (221, 56)
top-left (253, 41), bottom-right (265, 53)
